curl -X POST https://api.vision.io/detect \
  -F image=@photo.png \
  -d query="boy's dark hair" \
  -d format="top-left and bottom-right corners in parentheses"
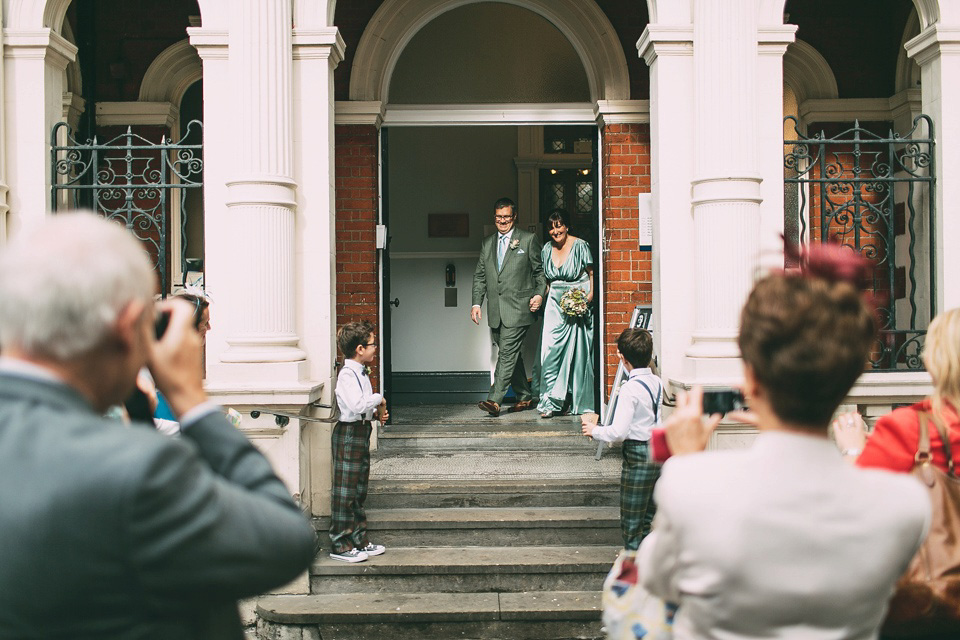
top-left (493, 197), bottom-right (517, 217)
top-left (337, 321), bottom-right (374, 359)
top-left (174, 292), bottom-right (209, 327)
top-left (618, 328), bottom-right (653, 369)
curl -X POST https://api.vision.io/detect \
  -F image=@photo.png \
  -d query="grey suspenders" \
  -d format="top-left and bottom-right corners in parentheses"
top-left (632, 377), bottom-right (662, 423)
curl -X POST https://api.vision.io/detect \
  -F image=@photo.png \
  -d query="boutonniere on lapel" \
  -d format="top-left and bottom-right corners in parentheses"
top-left (510, 238), bottom-right (520, 250)
top-left (363, 365), bottom-right (372, 377)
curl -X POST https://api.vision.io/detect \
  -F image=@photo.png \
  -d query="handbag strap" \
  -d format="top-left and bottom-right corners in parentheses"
top-left (917, 410), bottom-right (956, 476)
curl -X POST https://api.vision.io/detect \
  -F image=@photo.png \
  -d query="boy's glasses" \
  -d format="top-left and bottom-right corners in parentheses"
top-left (364, 342), bottom-right (377, 348)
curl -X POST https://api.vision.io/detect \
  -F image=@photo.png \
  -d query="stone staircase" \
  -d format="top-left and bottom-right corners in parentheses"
top-left (257, 405), bottom-right (623, 640)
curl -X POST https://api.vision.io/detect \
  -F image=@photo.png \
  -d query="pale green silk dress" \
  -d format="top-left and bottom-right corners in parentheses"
top-left (537, 238), bottom-right (595, 414)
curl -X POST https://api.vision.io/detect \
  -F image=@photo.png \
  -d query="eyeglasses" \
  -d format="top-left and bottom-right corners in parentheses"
top-left (494, 215), bottom-right (513, 221)
top-left (363, 342), bottom-right (377, 348)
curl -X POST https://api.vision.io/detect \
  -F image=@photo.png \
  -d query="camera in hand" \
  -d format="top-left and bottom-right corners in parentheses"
top-left (702, 389), bottom-right (746, 415)
top-left (154, 310), bottom-right (171, 340)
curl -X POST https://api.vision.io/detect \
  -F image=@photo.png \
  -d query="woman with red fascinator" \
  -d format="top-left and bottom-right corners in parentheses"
top-left (634, 244), bottom-right (931, 639)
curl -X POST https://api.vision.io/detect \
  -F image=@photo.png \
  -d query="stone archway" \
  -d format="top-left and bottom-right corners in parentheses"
top-left (139, 39), bottom-right (203, 106)
top-left (3, 0), bottom-right (221, 30)
top-left (348, 0), bottom-right (629, 104)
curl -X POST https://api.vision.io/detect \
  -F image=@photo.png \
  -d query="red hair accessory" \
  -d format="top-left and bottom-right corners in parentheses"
top-left (783, 238), bottom-right (873, 292)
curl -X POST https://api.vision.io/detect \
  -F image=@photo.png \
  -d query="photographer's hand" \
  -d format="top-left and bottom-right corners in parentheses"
top-left (148, 299), bottom-right (207, 418)
top-left (664, 387), bottom-right (721, 456)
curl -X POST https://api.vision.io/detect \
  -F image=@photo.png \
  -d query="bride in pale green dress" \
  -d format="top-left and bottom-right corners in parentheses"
top-left (537, 209), bottom-right (595, 418)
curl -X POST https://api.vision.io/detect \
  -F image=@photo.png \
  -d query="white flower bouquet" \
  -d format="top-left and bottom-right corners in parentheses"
top-left (559, 288), bottom-right (589, 319)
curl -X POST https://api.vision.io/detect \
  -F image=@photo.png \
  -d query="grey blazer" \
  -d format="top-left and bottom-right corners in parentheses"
top-left (0, 372), bottom-right (317, 640)
top-left (472, 228), bottom-right (546, 328)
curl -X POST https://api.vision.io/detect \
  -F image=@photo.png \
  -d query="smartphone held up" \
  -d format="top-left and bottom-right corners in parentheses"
top-left (702, 389), bottom-right (747, 416)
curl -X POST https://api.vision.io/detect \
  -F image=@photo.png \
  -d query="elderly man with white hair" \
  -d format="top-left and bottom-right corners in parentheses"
top-left (0, 213), bottom-right (316, 640)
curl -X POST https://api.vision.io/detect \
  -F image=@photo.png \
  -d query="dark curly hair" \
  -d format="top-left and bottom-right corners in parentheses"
top-left (738, 261), bottom-right (876, 427)
top-left (337, 321), bottom-right (375, 359)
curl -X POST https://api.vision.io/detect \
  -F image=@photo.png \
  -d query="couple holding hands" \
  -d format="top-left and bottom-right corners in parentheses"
top-left (470, 197), bottom-right (595, 419)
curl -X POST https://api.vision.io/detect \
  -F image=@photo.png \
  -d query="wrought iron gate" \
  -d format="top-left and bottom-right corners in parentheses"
top-left (784, 116), bottom-right (935, 371)
top-left (51, 121), bottom-right (203, 295)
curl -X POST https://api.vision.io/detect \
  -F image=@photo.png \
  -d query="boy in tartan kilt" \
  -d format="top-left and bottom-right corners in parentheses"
top-left (329, 321), bottom-right (388, 563)
top-left (582, 328), bottom-right (663, 550)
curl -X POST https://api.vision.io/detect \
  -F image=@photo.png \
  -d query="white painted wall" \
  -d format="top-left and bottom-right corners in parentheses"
top-left (387, 125), bottom-right (542, 375)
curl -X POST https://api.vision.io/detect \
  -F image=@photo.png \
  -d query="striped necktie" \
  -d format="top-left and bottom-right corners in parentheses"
top-left (497, 234), bottom-right (508, 269)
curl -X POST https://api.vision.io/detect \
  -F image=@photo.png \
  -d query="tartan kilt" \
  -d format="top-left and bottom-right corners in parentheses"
top-left (329, 419), bottom-right (373, 553)
top-left (620, 439), bottom-right (661, 551)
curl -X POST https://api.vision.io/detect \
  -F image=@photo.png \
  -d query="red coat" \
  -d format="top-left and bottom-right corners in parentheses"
top-left (857, 398), bottom-right (960, 473)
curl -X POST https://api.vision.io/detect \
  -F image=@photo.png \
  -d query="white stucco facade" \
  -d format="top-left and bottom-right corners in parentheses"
top-left (2, 0), bottom-right (956, 525)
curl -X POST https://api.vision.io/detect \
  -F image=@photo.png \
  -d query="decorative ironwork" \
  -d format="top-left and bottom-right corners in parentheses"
top-left (784, 115), bottom-right (935, 372)
top-left (51, 121), bottom-right (204, 296)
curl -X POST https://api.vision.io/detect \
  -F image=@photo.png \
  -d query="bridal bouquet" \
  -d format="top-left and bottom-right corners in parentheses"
top-left (559, 288), bottom-right (589, 319)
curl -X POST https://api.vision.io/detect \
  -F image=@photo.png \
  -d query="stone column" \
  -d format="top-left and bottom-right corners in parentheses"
top-left (188, 26), bottom-right (231, 369)
top-left (905, 24), bottom-right (960, 314)
top-left (292, 28), bottom-right (344, 517)
top-left (3, 29), bottom-right (76, 234)
top-left (292, 28), bottom-right (344, 385)
top-left (757, 26), bottom-right (797, 273)
top-left (685, 0), bottom-right (762, 381)
top-left (637, 25), bottom-right (696, 381)
top-left (217, 0), bottom-right (308, 383)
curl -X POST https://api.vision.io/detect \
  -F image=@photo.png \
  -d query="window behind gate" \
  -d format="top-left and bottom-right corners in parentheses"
top-left (784, 115), bottom-right (935, 371)
top-left (51, 121), bottom-right (203, 296)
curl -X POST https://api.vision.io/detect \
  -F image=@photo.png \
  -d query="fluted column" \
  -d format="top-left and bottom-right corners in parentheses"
top-left (757, 26), bottom-right (797, 273)
top-left (685, 0), bottom-right (762, 379)
top-left (292, 28), bottom-right (344, 386)
top-left (638, 24), bottom-right (695, 381)
top-left (2, 29), bottom-right (75, 235)
top-left (906, 23), bottom-right (960, 315)
top-left (220, 0), bottom-right (307, 376)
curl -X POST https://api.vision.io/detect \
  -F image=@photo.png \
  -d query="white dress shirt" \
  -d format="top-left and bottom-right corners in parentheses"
top-left (590, 367), bottom-right (662, 443)
top-left (638, 431), bottom-right (931, 640)
top-left (335, 358), bottom-right (382, 422)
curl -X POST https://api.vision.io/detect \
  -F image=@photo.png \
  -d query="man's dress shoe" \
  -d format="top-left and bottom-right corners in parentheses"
top-left (478, 400), bottom-right (501, 417)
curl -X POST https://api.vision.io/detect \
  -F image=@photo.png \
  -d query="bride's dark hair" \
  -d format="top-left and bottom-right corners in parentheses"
top-left (738, 242), bottom-right (877, 428)
top-left (546, 209), bottom-right (571, 233)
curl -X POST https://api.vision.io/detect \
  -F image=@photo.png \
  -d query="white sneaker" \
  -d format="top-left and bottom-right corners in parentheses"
top-left (358, 543), bottom-right (386, 557)
top-left (329, 548), bottom-right (369, 563)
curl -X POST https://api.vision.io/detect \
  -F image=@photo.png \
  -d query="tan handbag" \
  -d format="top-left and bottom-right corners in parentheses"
top-left (882, 411), bottom-right (960, 637)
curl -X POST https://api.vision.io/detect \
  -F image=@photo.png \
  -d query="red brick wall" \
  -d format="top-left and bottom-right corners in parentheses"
top-left (601, 123), bottom-right (652, 393)
top-left (335, 124), bottom-right (381, 384)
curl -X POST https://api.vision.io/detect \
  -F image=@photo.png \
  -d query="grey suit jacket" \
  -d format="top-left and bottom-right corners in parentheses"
top-left (638, 431), bottom-right (931, 640)
top-left (0, 372), bottom-right (317, 640)
top-left (472, 228), bottom-right (546, 328)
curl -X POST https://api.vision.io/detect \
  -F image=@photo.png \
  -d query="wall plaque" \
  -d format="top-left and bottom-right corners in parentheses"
top-left (428, 213), bottom-right (470, 238)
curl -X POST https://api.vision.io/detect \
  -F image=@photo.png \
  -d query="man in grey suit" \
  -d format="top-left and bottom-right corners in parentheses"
top-left (0, 213), bottom-right (316, 639)
top-left (471, 197), bottom-right (546, 417)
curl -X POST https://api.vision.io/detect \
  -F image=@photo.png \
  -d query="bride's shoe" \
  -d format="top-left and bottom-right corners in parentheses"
top-left (540, 411), bottom-right (555, 419)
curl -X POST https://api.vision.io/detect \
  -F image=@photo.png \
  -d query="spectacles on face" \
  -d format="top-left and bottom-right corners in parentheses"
top-left (363, 342), bottom-right (377, 348)
top-left (494, 215), bottom-right (513, 222)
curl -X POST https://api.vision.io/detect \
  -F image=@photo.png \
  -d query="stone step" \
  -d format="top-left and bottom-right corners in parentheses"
top-left (377, 421), bottom-right (599, 453)
top-left (315, 506), bottom-right (622, 547)
top-left (257, 591), bottom-right (603, 640)
top-left (310, 545), bottom-right (620, 594)
top-left (366, 476), bottom-right (619, 509)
